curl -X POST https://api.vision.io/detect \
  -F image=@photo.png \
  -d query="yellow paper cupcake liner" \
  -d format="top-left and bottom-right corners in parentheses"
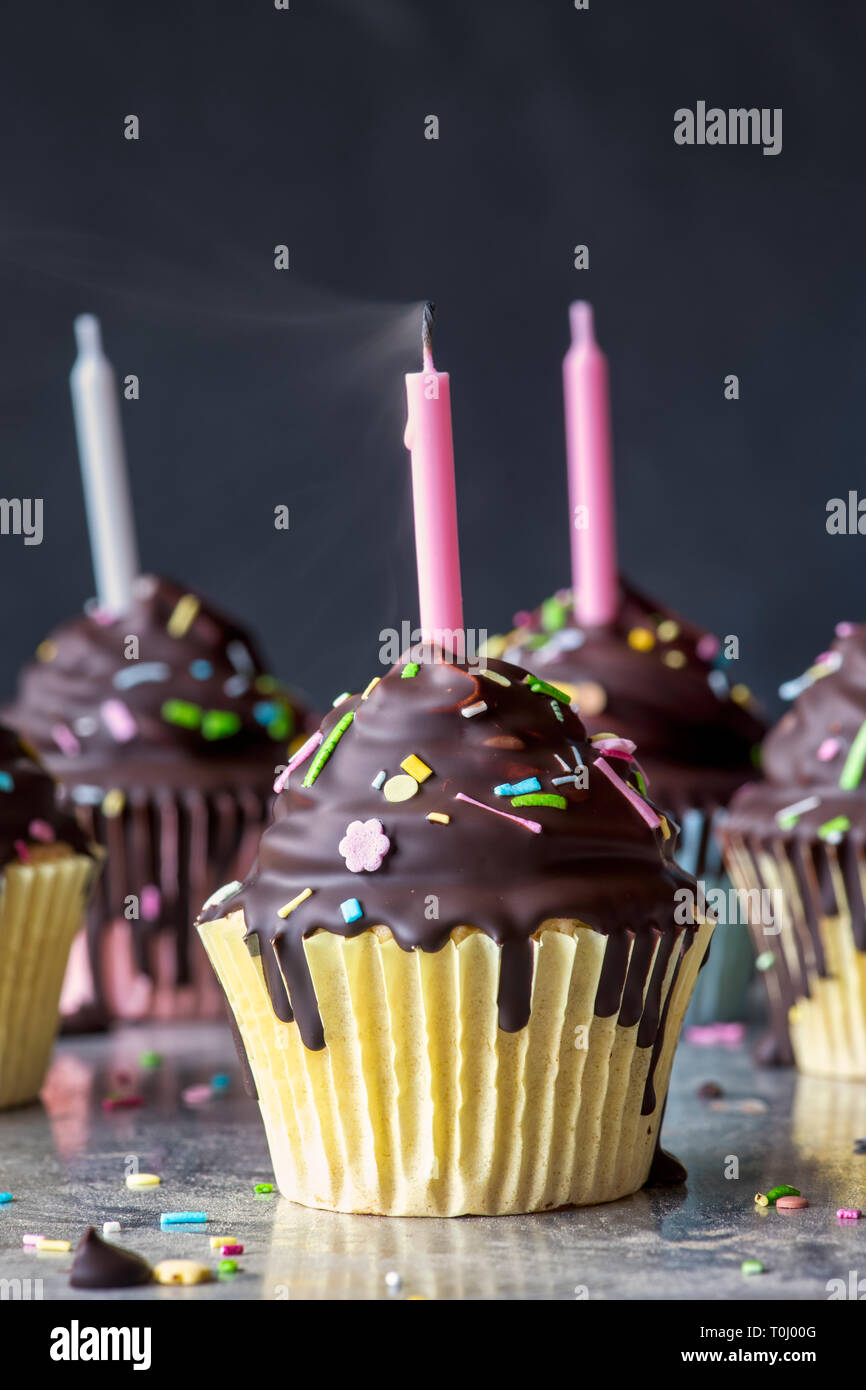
top-left (724, 833), bottom-right (866, 1080)
top-left (0, 849), bottom-right (98, 1109)
top-left (199, 911), bottom-right (712, 1215)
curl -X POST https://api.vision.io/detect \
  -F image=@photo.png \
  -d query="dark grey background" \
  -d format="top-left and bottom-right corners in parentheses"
top-left (1, 0), bottom-right (863, 721)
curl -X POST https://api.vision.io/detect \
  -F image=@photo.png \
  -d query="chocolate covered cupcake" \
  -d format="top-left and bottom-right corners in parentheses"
top-left (4, 574), bottom-right (308, 1024)
top-left (722, 622), bottom-right (866, 1078)
top-left (0, 724), bottom-right (98, 1107)
top-left (198, 649), bottom-right (711, 1216)
top-left (492, 582), bottom-right (764, 1024)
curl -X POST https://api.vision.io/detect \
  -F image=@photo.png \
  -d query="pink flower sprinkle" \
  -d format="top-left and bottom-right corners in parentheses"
top-left (592, 736), bottom-right (637, 760)
top-left (817, 738), bottom-right (840, 762)
top-left (697, 633), bottom-right (720, 661)
top-left (52, 723), bottom-right (81, 757)
top-left (140, 884), bottom-right (162, 921)
top-left (28, 819), bottom-right (56, 843)
top-left (100, 699), bottom-right (138, 743)
top-left (339, 818), bottom-right (391, 873)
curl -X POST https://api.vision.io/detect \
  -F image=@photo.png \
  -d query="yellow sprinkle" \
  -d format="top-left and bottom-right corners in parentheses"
top-left (36, 1239), bottom-right (71, 1252)
top-left (209, 1236), bottom-right (237, 1249)
top-left (36, 640), bottom-right (58, 662)
top-left (126, 1172), bottom-right (160, 1188)
top-left (477, 667), bottom-right (511, 687)
top-left (663, 650), bottom-right (687, 669)
top-left (167, 593), bottom-right (200, 638)
top-left (361, 677), bottom-right (380, 700)
top-left (480, 635), bottom-right (507, 659)
top-left (659, 816), bottom-right (671, 840)
top-left (426, 812), bottom-right (450, 825)
top-left (401, 754), bottom-right (433, 783)
top-left (278, 888), bottom-right (313, 918)
top-left (153, 1259), bottom-right (212, 1286)
top-left (656, 620), bottom-right (679, 642)
top-left (731, 684), bottom-right (752, 706)
top-left (383, 774), bottom-right (418, 803)
top-left (101, 789), bottom-right (125, 818)
top-left (627, 627), bottom-right (655, 652)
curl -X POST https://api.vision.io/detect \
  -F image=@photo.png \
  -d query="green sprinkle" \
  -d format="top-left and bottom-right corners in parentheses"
top-left (255, 675), bottom-right (278, 694)
top-left (266, 708), bottom-right (292, 742)
top-left (540, 596), bottom-right (568, 634)
top-left (777, 814), bottom-right (799, 830)
top-left (741, 1260), bottom-right (764, 1276)
top-left (525, 633), bottom-right (549, 652)
top-left (401, 662), bottom-right (420, 679)
top-left (201, 710), bottom-right (242, 741)
top-left (219, 1258), bottom-right (238, 1274)
top-left (161, 699), bottom-right (202, 729)
top-left (750, 743), bottom-right (763, 770)
top-left (254, 1182), bottom-right (274, 1195)
top-left (525, 677), bottom-right (573, 704)
top-left (766, 1184), bottom-right (799, 1204)
top-left (511, 793), bottom-right (568, 810)
top-left (302, 712), bottom-right (354, 787)
top-left (839, 719), bottom-right (866, 790)
top-left (755, 951), bottom-right (775, 972)
top-left (818, 815), bottom-right (851, 841)
top-left (631, 768), bottom-right (648, 797)
top-left (139, 1051), bottom-right (162, 1069)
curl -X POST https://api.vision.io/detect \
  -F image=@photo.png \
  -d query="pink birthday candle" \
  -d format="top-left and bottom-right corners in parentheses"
top-left (563, 302), bottom-right (618, 627)
top-left (404, 303), bottom-right (464, 645)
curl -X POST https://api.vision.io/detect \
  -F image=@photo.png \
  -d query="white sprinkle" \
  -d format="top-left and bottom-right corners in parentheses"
top-left (568, 742), bottom-right (584, 769)
top-left (708, 669), bottom-right (729, 699)
top-left (200, 880), bottom-right (242, 912)
top-left (775, 795), bottom-right (821, 824)
top-left (461, 701), bottom-right (488, 718)
top-left (227, 640), bottom-right (254, 673)
top-left (224, 674), bottom-right (250, 697)
top-left (103, 1221), bottom-right (121, 1235)
top-left (73, 716), bottom-right (98, 737)
top-left (372, 770), bottom-right (387, 789)
top-left (71, 785), bottom-right (104, 805)
top-left (779, 675), bottom-right (811, 701)
top-left (384, 1271), bottom-right (402, 1290)
top-left (332, 691), bottom-right (351, 707)
top-left (553, 753), bottom-right (570, 771)
top-left (552, 775), bottom-right (581, 786)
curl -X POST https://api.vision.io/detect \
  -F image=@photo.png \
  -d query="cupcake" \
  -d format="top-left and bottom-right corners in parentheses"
top-left (0, 724), bottom-right (98, 1108)
top-left (721, 622), bottom-right (866, 1078)
top-left (197, 648), bottom-right (711, 1216)
top-left (491, 582), bottom-right (764, 1025)
top-left (4, 574), bottom-right (309, 1025)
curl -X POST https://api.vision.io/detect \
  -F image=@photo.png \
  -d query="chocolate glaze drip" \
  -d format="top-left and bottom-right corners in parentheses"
top-left (3, 575), bottom-right (309, 1015)
top-left (723, 621), bottom-right (866, 1061)
top-left (0, 722), bottom-right (92, 867)
top-left (501, 581), bottom-right (764, 817)
top-left (201, 649), bottom-right (701, 1116)
top-left (69, 1227), bottom-right (152, 1289)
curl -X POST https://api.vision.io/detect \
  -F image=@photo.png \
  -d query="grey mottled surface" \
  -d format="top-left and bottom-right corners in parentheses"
top-left (0, 1023), bottom-right (864, 1301)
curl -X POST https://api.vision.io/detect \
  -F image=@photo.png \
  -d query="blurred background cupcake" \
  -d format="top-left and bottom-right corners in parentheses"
top-left (2, 315), bottom-right (310, 1027)
top-left (0, 723), bottom-right (99, 1108)
top-left (489, 304), bottom-right (764, 1025)
top-left (722, 621), bottom-right (866, 1078)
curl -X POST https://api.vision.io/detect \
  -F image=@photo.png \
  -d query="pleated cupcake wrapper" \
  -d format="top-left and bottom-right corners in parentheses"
top-left (0, 854), bottom-right (97, 1109)
top-left (675, 806), bottom-right (755, 1025)
top-left (66, 782), bottom-right (268, 1020)
top-left (199, 911), bottom-right (712, 1216)
top-left (724, 831), bottom-right (866, 1079)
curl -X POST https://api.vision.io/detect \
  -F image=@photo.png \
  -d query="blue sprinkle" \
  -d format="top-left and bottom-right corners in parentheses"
top-left (493, 782), bottom-right (514, 797)
top-left (210, 1073), bottom-right (231, 1091)
top-left (494, 776), bottom-right (541, 798)
top-left (113, 661), bottom-right (171, 690)
top-left (0, 773), bottom-right (13, 792)
top-left (340, 897), bottom-right (363, 924)
top-left (0, 1193), bottom-right (13, 1204)
top-left (254, 701), bottom-right (279, 727)
top-left (160, 1211), bottom-right (207, 1225)
top-left (189, 659), bottom-right (214, 680)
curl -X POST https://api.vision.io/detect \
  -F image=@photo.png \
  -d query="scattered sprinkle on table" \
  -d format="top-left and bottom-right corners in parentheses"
top-left (153, 1259), bottom-right (212, 1286)
top-left (220, 1243), bottom-right (243, 1256)
top-left (36, 1238), bottom-right (71, 1252)
top-left (210, 1073), bottom-right (231, 1091)
top-left (139, 1051), bottom-right (162, 1069)
top-left (22, 1234), bottom-right (44, 1245)
top-left (0, 1193), bottom-right (13, 1204)
top-left (385, 1271), bottom-right (403, 1290)
top-left (160, 1211), bottom-right (207, 1225)
top-left (741, 1260), bottom-right (764, 1276)
top-left (837, 1208), bottom-right (861, 1220)
top-left (209, 1236), bottom-right (237, 1248)
top-left (103, 1222), bottom-right (121, 1235)
top-left (254, 1183), bottom-right (274, 1195)
top-left (219, 1259), bottom-right (238, 1274)
top-left (126, 1173), bottom-right (161, 1189)
top-left (182, 1084), bottom-right (213, 1105)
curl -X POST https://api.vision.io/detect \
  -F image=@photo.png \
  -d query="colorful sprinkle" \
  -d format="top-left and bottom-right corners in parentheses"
top-left (254, 1183), bottom-right (274, 1195)
top-left (775, 794), bottom-right (821, 828)
top-left (35, 1239), bottom-right (70, 1252)
top-left (22, 1235), bottom-right (44, 1245)
top-left (126, 1172), bottom-right (161, 1188)
top-left (361, 677), bottom-right (381, 700)
top-left (100, 698), bottom-right (138, 742)
top-left (455, 792), bottom-right (542, 834)
top-left (219, 1243), bottom-right (244, 1256)
top-left (161, 699), bottom-right (202, 729)
top-left (182, 1084), bottom-right (213, 1105)
top-left (591, 735), bottom-right (636, 760)
top-left (697, 633), bottom-right (721, 661)
top-left (13, 839), bottom-right (30, 862)
top-left (209, 1236), bottom-right (237, 1248)
top-left (755, 951), bottom-right (775, 971)
top-left (460, 701), bottom-right (488, 718)
top-left (741, 1260), bottom-right (764, 1276)
top-left (302, 712), bottom-right (354, 786)
top-left (200, 881), bottom-right (241, 913)
top-left (730, 684), bottom-right (752, 706)
top-left (340, 897), bottom-right (363, 924)
top-left (339, 819), bottom-right (390, 872)
top-left (540, 596), bottom-right (569, 633)
top-left (818, 815), bottom-right (851, 843)
top-left (708, 669), bottom-right (729, 698)
top-left (401, 662), bottom-right (420, 679)
top-left (219, 1259), bottom-right (239, 1274)
top-left (552, 775), bottom-right (581, 786)
top-left (226, 640), bottom-right (254, 673)
top-left (277, 888), bottom-right (313, 918)
top-left (477, 668), bottom-right (511, 687)
top-left (202, 709), bottom-right (242, 741)
top-left (189, 659), bottom-right (214, 680)
top-left (167, 594), bottom-right (200, 637)
top-left (401, 754), bottom-right (433, 783)
top-left (224, 675), bottom-right (249, 698)
top-left (140, 884), bottom-right (161, 920)
top-left (102, 1222), bottom-right (121, 1235)
top-left (383, 774), bottom-right (419, 802)
top-left (102, 1095), bottom-right (143, 1111)
top-left (101, 789), bottom-right (125, 818)
top-left (273, 730), bottom-right (323, 793)
top-left (594, 757), bottom-right (661, 830)
top-left (0, 1193), bottom-right (13, 1204)
top-left (139, 1051), bottom-right (163, 1068)
top-left (494, 777), bottom-right (541, 797)
top-left (28, 819), bottom-right (55, 842)
top-left (372, 770), bottom-right (387, 790)
top-left (837, 1208), bottom-right (861, 1220)
top-left (526, 676), bottom-right (572, 704)
top-left (254, 700), bottom-right (280, 726)
top-left (52, 722), bottom-right (81, 756)
top-left (663, 650), bottom-right (687, 669)
top-left (426, 812), bottom-right (450, 824)
top-left (0, 772), bottom-right (13, 792)
top-left (113, 661), bottom-right (171, 689)
top-left (210, 1073), bottom-right (231, 1090)
top-left (764, 1184), bottom-right (800, 1205)
top-left (511, 793), bottom-right (567, 810)
top-left (839, 719), bottom-right (866, 790)
top-left (72, 785), bottom-right (105, 805)
top-left (36, 640), bottom-right (58, 662)
top-left (550, 700), bottom-right (564, 722)
top-left (153, 1260), bottom-right (212, 1285)
top-left (656, 619), bottom-right (679, 642)
top-left (817, 737), bottom-right (841, 761)
top-left (160, 1211), bottom-right (208, 1225)
top-left (627, 627), bottom-right (655, 652)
